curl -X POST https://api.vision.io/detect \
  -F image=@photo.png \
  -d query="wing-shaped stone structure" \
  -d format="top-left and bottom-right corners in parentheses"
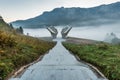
top-left (47, 26), bottom-right (58, 39)
top-left (61, 27), bottom-right (72, 38)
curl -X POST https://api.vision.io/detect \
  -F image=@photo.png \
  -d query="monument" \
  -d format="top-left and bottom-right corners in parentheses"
top-left (61, 27), bottom-right (72, 38)
top-left (47, 26), bottom-right (58, 39)
top-left (47, 26), bottom-right (72, 39)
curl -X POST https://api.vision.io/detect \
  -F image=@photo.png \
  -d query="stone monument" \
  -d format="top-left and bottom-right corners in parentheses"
top-left (61, 27), bottom-right (72, 38)
top-left (47, 26), bottom-right (58, 39)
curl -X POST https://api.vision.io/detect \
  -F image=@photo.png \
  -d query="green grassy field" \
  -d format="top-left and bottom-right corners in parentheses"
top-left (0, 19), bottom-right (56, 79)
top-left (63, 42), bottom-right (120, 80)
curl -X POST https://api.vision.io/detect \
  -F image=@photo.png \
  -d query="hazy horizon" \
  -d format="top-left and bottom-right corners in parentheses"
top-left (23, 22), bottom-right (120, 41)
top-left (0, 0), bottom-right (120, 23)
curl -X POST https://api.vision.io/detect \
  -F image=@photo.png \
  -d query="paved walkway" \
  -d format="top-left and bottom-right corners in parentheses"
top-left (10, 38), bottom-right (106, 80)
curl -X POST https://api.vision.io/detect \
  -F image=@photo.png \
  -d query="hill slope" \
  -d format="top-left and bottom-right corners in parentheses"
top-left (0, 16), bottom-right (13, 31)
top-left (0, 17), bottom-right (55, 80)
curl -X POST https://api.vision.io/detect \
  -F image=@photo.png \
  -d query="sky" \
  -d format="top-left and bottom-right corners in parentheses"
top-left (0, 0), bottom-right (120, 23)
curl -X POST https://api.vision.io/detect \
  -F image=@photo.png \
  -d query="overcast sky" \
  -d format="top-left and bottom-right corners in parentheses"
top-left (0, 0), bottom-right (120, 22)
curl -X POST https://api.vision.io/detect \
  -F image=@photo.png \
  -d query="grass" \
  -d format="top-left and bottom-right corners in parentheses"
top-left (0, 30), bottom-right (56, 79)
top-left (0, 18), bottom-right (56, 79)
top-left (0, 19), bottom-right (13, 32)
top-left (63, 42), bottom-right (120, 80)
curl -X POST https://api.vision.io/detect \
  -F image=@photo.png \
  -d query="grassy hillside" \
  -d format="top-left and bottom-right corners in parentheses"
top-left (63, 42), bottom-right (120, 80)
top-left (0, 17), bottom-right (13, 31)
top-left (0, 18), bottom-right (56, 79)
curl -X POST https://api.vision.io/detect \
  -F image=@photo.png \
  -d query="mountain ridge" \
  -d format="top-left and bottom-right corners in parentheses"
top-left (11, 2), bottom-right (120, 28)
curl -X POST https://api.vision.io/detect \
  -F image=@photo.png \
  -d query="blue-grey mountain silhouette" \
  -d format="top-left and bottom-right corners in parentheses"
top-left (11, 2), bottom-right (120, 28)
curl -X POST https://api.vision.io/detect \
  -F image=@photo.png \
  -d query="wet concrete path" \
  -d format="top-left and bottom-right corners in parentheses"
top-left (10, 38), bottom-right (106, 80)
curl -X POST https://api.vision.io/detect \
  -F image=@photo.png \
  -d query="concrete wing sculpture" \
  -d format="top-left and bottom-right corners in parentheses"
top-left (47, 26), bottom-right (58, 39)
top-left (61, 27), bottom-right (72, 38)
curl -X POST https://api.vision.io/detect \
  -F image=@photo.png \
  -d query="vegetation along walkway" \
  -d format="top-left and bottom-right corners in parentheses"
top-left (10, 38), bottom-right (107, 80)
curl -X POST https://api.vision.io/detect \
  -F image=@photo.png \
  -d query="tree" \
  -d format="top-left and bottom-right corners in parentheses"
top-left (9, 23), bottom-right (14, 29)
top-left (16, 26), bottom-right (23, 34)
top-left (19, 26), bottom-right (23, 34)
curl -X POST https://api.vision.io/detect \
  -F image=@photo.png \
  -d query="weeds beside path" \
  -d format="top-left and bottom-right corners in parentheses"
top-left (0, 30), bottom-right (56, 80)
top-left (63, 37), bottom-right (120, 80)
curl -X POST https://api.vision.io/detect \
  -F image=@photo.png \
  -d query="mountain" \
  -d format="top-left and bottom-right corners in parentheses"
top-left (11, 2), bottom-right (120, 28)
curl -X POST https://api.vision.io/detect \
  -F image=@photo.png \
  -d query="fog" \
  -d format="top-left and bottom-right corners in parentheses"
top-left (24, 23), bottom-right (120, 41)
